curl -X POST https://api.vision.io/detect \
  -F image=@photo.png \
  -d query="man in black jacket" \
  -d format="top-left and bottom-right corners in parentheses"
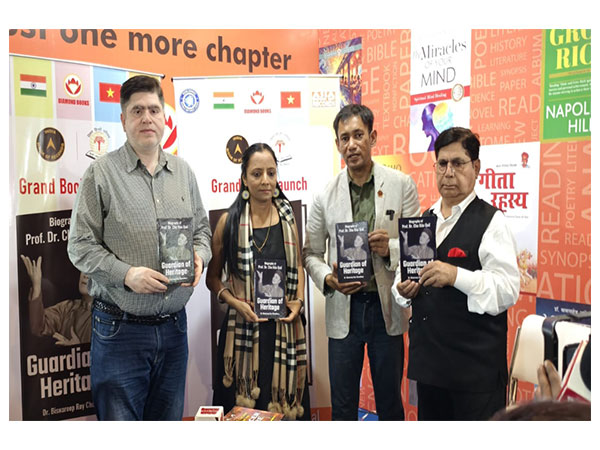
top-left (393, 127), bottom-right (520, 420)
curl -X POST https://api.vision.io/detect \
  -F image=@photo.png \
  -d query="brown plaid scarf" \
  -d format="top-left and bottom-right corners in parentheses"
top-left (222, 198), bottom-right (307, 420)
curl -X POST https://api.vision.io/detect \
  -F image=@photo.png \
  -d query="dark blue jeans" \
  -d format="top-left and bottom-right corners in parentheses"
top-left (90, 308), bottom-right (188, 420)
top-left (328, 292), bottom-right (405, 421)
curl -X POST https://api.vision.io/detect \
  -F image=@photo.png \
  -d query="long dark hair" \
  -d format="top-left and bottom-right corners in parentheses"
top-left (223, 143), bottom-right (288, 280)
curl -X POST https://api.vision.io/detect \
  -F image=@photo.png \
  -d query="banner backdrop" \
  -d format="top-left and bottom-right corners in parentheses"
top-left (9, 29), bottom-right (321, 422)
top-left (9, 54), bottom-right (161, 420)
top-left (318, 28), bottom-right (591, 420)
top-left (173, 75), bottom-right (340, 416)
top-left (9, 28), bottom-right (592, 422)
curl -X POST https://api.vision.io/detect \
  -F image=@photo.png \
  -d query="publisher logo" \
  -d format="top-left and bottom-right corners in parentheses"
top-left (179, 88), bottom-right (199, 113)
top-left (312, 90), bottom-right (337, 108)
top-left (251, 91), bottom-right (264, 105)
top-left (226, 135), bottom-right (249, 164)
top-left (244, 90), bottom-right (272, 114)
top-left (451, 84), bottom-right (464, 102)
top-left (36, 128), bottom-right (65, 162)
top-left (270, 132), bottom-right (292, 165)
top-left (87, 128), bottom-right (110, 160)
top-left (64, 74), bottom-right (83, 98)
top-left (58, 73), bottom-right (90, 106)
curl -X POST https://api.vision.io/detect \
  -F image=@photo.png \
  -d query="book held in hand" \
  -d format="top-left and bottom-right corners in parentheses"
top-left (336, 221), bottom-right (371, 283)
top-left (157, 218), bottom-right (194, 284)
top-left (398, 216), bottom-right (437, 282)
top-left (254, 258), bottom-right (286, 319)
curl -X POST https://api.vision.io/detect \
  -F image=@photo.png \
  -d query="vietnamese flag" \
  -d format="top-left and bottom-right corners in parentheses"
top-left (99, 82), bottom-right (121, 103)
top-left (281, 91), bottom-right (301, 108)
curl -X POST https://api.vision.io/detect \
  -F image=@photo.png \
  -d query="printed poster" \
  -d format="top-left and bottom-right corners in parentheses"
top-left (476, 142), bottom-right (540, 294)
top-left (409, 30), bottom-right (471, 153)
top-left (541, 29), bottom-right (591, 141)
top-left (16, 210), bottom-right (94, 420)
top-left (319, 37), bottom-right (362, 107)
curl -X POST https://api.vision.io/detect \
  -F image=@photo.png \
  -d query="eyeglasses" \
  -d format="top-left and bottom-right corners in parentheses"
top-left (433, 158), bottom-right (474, 173)
top-left (127, 105), bottom-right (163, 118)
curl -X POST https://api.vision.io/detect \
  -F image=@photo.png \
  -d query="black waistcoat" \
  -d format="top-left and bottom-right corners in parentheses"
top-left (407, 197), bottom-right (508, 392)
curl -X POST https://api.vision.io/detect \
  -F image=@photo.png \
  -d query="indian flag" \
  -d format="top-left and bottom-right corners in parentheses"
top-left (20, 74), bottom-right (47, 97)
top-left (213, 92), bottom-right (234, 109)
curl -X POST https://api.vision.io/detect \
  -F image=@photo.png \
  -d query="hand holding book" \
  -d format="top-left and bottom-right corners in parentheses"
top-left (325, 262), bottom-right (366, 295)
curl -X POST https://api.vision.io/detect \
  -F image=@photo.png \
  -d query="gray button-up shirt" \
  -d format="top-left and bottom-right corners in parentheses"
top-left (67, 142), bottom-right (212, 315)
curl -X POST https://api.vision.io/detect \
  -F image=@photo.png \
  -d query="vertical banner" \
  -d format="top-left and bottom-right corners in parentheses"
top-left (16, 210), bottom-right (93, 420)
top-left (470, 29), bottom-right (543, 145)
top-left (173, 74), bottom-right (340, 414)
top-left (541, 29), bottom-right (591, 141)
top-left (476, 143), bottom-right (540, 294)
top-left (409, 30), bottom-right (472, 153)
top-left (537, 141), bottom-right (591, 304)
top-left (9, 55), bottom-right (160, 420)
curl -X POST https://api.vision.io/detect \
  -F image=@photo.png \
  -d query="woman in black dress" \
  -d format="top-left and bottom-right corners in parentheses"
top-left (206, 143), bottom-right (310, 420)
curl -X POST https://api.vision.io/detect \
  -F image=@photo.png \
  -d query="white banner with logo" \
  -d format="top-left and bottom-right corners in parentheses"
top-left (173, 75), bottom-right (340, 413)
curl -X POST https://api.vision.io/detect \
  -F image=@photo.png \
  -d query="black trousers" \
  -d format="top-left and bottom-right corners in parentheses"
top-left (416, 381), bottom-right (507, 421)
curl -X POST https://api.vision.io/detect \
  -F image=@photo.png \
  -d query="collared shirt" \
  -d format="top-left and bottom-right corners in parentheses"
top-left (348, 168), bottom-right (377, 292)
top-left (348, 170), bottom-right (375, 232)
top-left (392, 191), bottom-right (520, 316)
top-left (68, 142), bottom-right (212, 316)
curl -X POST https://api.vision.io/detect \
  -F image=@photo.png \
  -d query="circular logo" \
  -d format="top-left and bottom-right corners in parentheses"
top-left (179, 89), bottom-right (199, 113)
top-left (226, 135), bottom-right (249, 164)
top-left (87, 128), bottom-right (110, 159)
top-left (270, 132), bottom-right (292, 165)
top-left (36, 128), bottom-right (65, 162)
top-left (451, 84), bottom-right (464, 102)
top-left (64, 74), bottom-right (83, 98)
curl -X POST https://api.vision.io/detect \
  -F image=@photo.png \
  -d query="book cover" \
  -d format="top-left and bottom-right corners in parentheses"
top-left (223, 406), bottom-right (284, 421)
top-left (254, 258), bottom-right (286, 319)
top-left (398, 216), bottom-right (437, 281)
top-left (157, 218), bottom-right (194, 284)
top-left (336, 221), bottom-right (371, 283)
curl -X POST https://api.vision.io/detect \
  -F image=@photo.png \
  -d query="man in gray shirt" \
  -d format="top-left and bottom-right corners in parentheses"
top-left (68, 75), bottom-right (211, 420)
